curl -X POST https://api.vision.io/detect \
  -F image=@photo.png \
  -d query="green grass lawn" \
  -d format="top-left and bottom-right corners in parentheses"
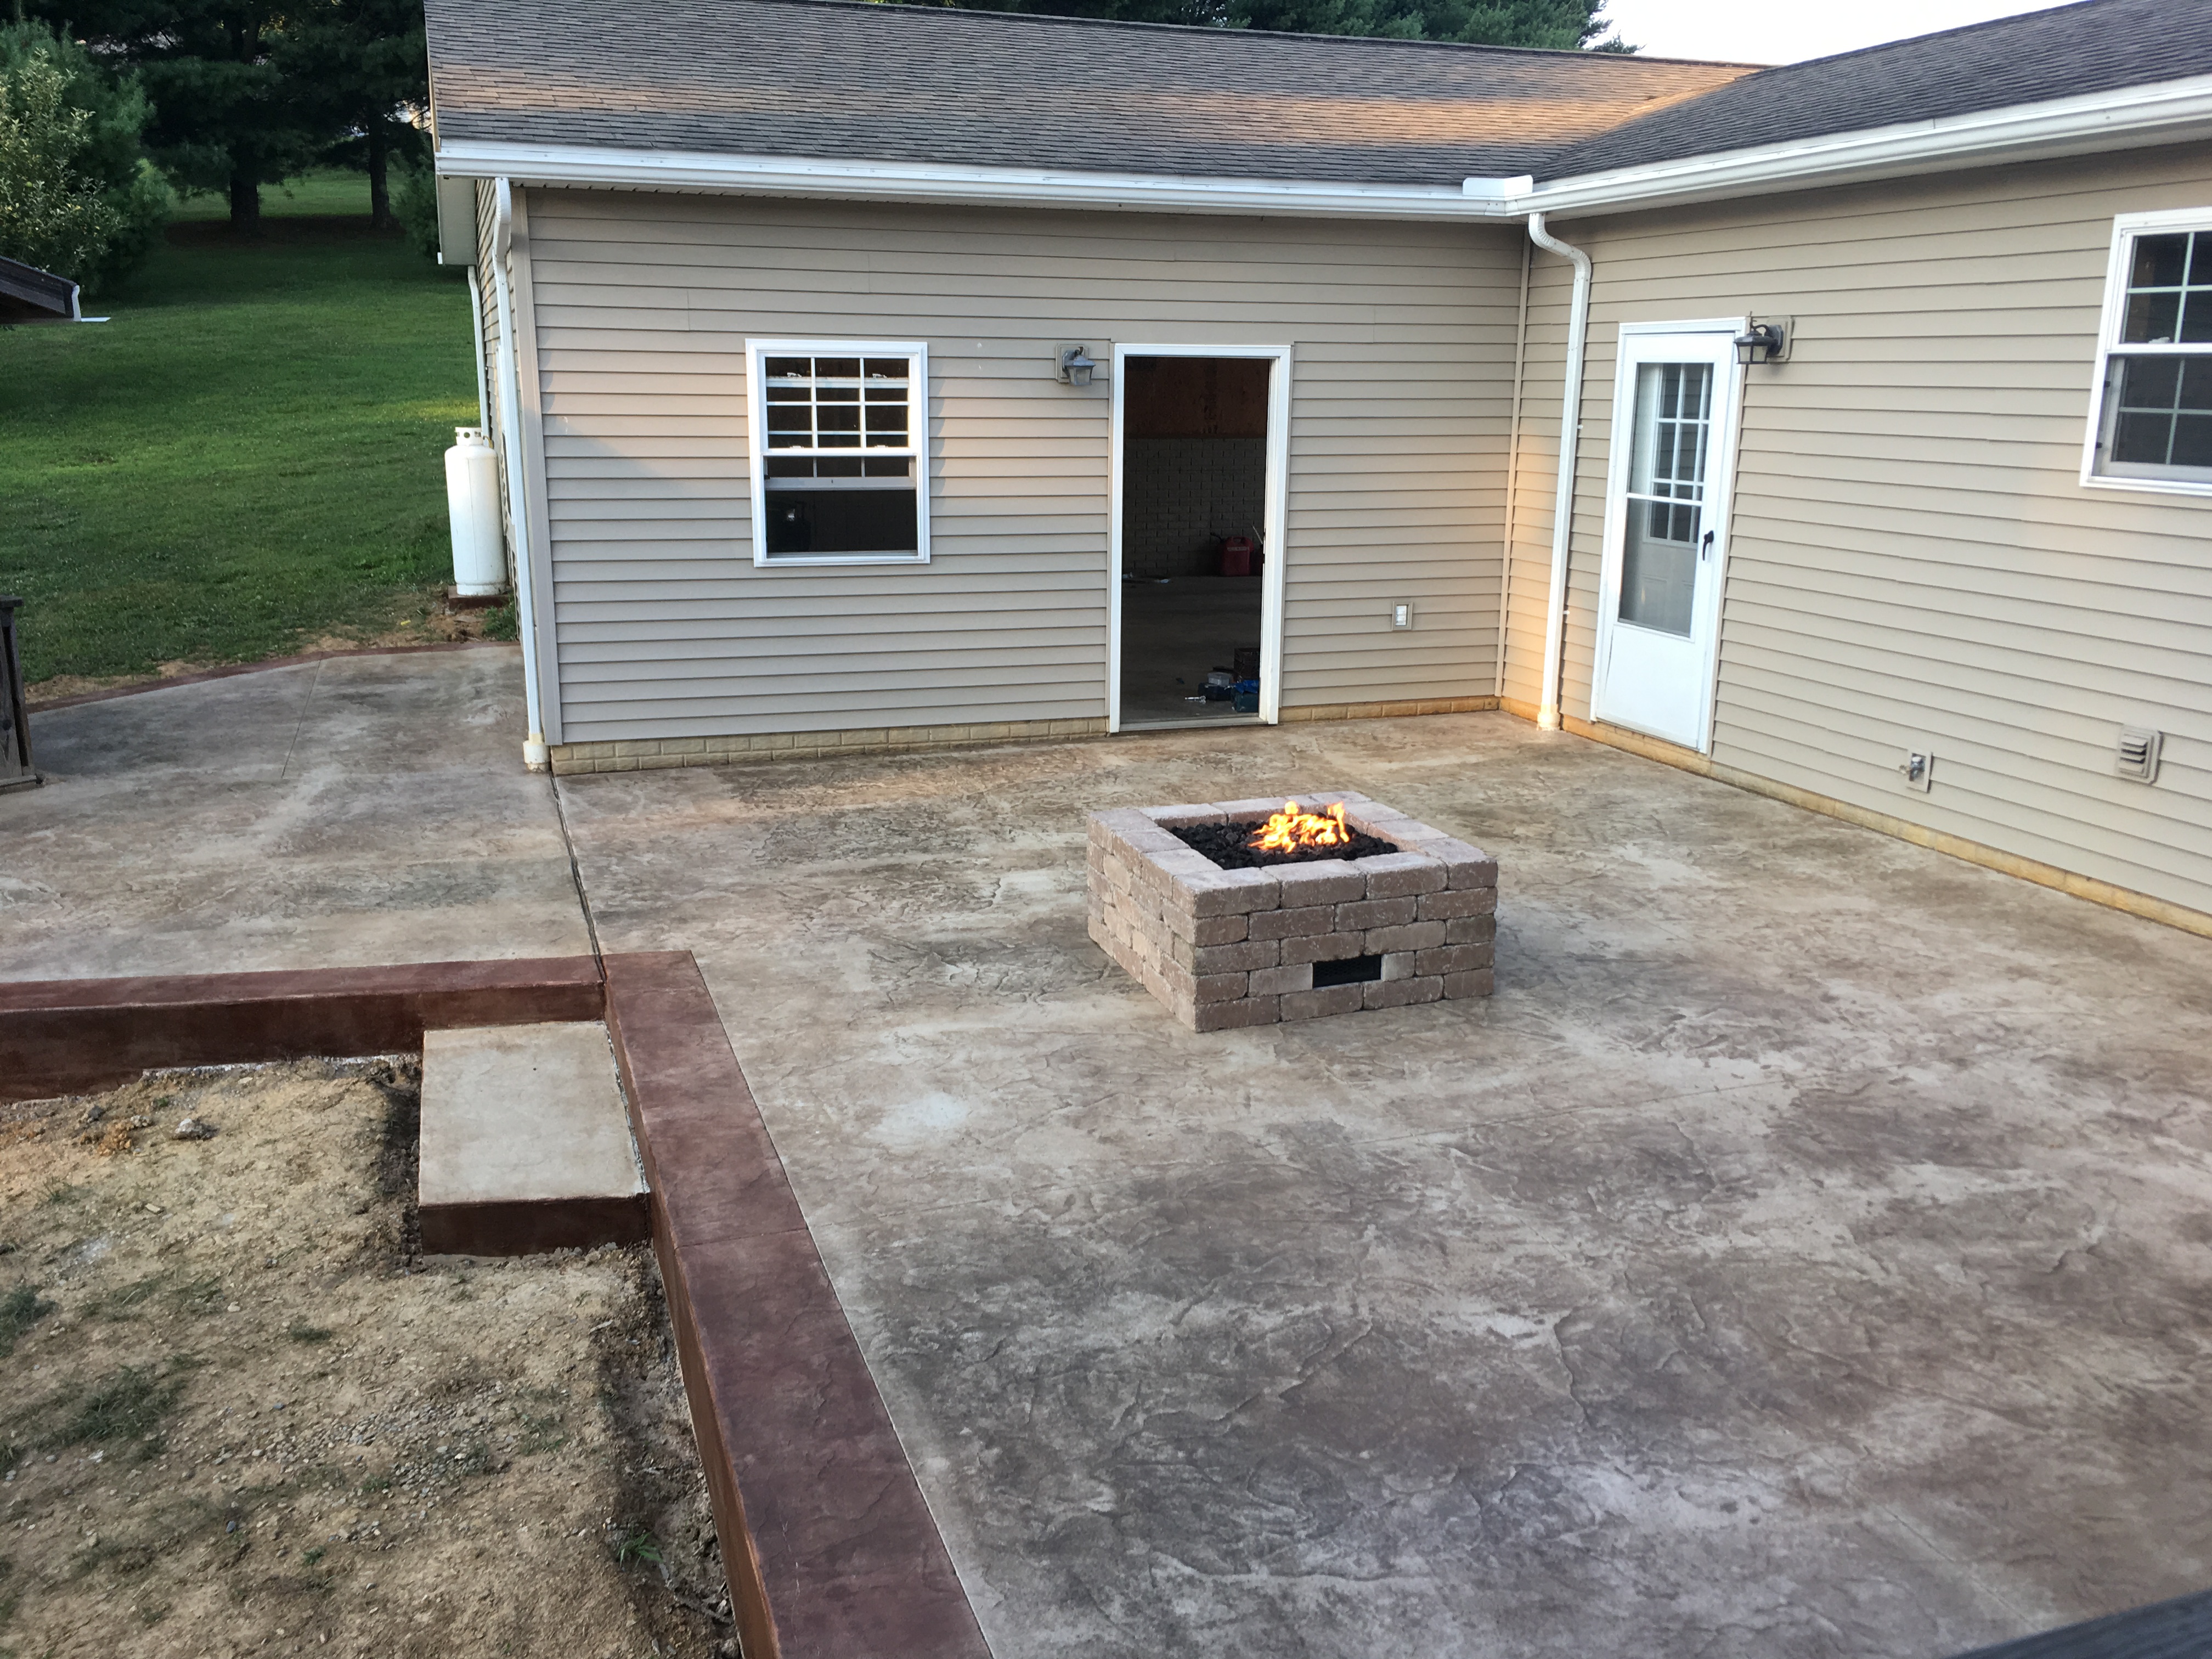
top-left (1, 171), bottom-right (479, 690)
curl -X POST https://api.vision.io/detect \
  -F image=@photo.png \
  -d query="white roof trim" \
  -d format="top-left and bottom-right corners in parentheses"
top-left (436, 67), bottom-right (2212, 222)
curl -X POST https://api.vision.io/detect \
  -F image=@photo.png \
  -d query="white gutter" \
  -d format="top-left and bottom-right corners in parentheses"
top-left (436, 70), bottom-right (2212, 225)
top-left (489, 177), bottom-right (551, 772)
top-left (436, 138), bottom-right (1475, 219)
top-left (1525, 213), bottom-right (1590, 734)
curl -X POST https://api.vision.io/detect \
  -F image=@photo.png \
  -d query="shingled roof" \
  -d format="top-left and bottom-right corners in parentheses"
top-left (423, 0), bottom-right (1753, 189)
top-left (1543, 0), bottom-right (2212, 180)
top-left (426, 0), bottom-right (2212, 194)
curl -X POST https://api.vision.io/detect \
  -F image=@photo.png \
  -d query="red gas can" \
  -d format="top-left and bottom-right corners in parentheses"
top-left (1218, 535), bottom-right (1256, 577)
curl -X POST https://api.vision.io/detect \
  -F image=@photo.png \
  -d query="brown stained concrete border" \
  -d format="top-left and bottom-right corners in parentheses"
top-left (416, 1193), bottom-right (651, 1257)
top-left (0, 951), bottom-right (990, 1659)
top-left (602, 951), bottom-right (992, 1659)
top-left (0, 956), bottom-right (604, 1103)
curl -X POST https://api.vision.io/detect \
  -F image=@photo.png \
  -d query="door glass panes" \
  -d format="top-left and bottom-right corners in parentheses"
top-left (2122, 232), bottom-right (2212, 344)
top-left (1618, 361), bottom-right (1713, 638)
top-left (2109, 355), bottom-right (2212, 468)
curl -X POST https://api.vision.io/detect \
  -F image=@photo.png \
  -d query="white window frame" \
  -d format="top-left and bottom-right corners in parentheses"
top-left (744, 338), bottom-right (930, 565)
top-left (2081, 208), bottom-right (2212, 499)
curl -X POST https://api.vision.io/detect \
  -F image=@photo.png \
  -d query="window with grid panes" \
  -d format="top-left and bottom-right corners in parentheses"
top-left (2090, 222), bottom-right (2212, 487)
top-left (750, 347), bottom-right (926, 561)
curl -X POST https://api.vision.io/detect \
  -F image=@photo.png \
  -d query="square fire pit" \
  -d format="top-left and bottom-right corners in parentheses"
top-left (1086, 791), bottom-right (1497, 1031)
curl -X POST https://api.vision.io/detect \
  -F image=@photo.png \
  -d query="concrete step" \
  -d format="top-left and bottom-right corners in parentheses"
top-left (418, 1020), bottom-right (650, 1255)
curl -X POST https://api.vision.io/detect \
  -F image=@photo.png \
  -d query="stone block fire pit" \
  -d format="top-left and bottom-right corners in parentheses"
top-left (1087, 791), bottom-right (1497, 1031)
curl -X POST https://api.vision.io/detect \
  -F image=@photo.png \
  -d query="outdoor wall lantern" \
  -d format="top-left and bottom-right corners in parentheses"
top-left (1055, 343), bottom-right (1099, 387)
top-left (1733, 321), bottom-right (1787, 365)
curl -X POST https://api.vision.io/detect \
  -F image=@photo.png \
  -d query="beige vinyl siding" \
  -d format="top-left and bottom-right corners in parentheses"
top-left (1502, 143), bottom-right (2212, 917)
top-left (519, 191), bottom-right (1520, 741)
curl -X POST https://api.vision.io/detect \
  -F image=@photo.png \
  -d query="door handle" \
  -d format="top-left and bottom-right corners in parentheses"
top-left (1700, 529), bottom-right (1715, 561)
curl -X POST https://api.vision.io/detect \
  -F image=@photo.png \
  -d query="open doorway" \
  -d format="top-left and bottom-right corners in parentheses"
top-left (1114, 353), bottom-right (1280, 727)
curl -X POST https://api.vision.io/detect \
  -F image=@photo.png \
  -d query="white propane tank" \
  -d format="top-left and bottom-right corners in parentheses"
top-left (444, 427), bottom-right (505, 596)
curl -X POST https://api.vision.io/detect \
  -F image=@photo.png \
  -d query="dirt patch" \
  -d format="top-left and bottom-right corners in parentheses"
top-left (25, 603), bottom-right (515, 706)
top-left (0, 1060), bottom-right (733, 1659)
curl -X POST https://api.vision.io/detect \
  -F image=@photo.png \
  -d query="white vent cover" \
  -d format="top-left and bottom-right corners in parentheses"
top-left (2117, 726), bottom-right (2163, 783)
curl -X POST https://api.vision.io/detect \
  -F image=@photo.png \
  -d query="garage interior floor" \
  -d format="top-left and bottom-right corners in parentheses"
top-left (1117, 575), bottom-right (1263, 726)
top-left (12, 651), bottom-right (2212, 1659)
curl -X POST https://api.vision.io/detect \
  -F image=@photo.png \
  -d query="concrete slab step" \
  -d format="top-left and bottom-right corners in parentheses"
top-left (418, 1020), bottom-right (650, 1255)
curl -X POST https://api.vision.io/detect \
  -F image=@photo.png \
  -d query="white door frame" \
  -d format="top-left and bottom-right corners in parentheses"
top-left (1108, 343), bottom-right (1294, 732)
top-left (1590, 317), bottom-right (1749, 754)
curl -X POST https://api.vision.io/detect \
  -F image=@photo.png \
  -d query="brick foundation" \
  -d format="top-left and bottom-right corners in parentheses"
top-left (1087, 791), bottom-right (1498, 1030)
top-left (550, 716), bottom-right (1110, 775)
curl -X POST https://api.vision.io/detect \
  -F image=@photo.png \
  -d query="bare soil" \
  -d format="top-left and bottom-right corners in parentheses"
top-left (0, 1059), bottom-right (732, 1659)
top-left (25, 607), bottom-right (508, 707)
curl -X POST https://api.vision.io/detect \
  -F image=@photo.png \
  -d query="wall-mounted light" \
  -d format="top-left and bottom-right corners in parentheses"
top-left (1055, 343), bottom-right (1099, 387)
top-left (1733, 320), bottom-right (1788, 365)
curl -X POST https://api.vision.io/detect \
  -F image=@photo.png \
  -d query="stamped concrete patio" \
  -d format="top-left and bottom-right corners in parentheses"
top-left (9, 651), bottom-right (2212, 1658)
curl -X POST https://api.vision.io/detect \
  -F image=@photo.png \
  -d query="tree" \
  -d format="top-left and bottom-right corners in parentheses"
top-left (0, 21), bottom-right (171, 288)
top-left (279, 0), bottom-right (427, 229)
top-left (22, 0), bottom-right (326, 232)
top-left (891, 0), bottom-right (1624, 48)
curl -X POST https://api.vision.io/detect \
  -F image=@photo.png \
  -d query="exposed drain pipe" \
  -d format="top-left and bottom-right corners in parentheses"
top-left (490, 178), bottom-right (550, 772)
top-left (1526, 212), bottom-right (1592, 732)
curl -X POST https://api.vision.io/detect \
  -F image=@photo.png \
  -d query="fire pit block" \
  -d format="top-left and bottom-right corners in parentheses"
top-left (1086, 791), bottom-right (1497, 1031)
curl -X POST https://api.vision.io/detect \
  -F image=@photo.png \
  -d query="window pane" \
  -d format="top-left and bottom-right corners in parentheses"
top-left (2181, 359), bottom-right (2212, 410)
top-left (2131, 233), bottom-right (2190, 289)
top-left (2112, 409), bottom-right (2174, 465)
top-left (815, 456), bottom-right (864, 477)
top-left (2120, 355), bottom-right (2181, 409)
top-left (2124, 290), bottom-right (2182, 343)
top-left (763, 483), bottom-right (918, 557)
top-left (2172, 413), bottom-right (2212, 469)
top-left (863, 456), bottom-right (911, 477)
top-left (765, 356), bottom-right (810, 379)
top-left (863, 358), bottom-right (908, 379)
top-left (817, 406), bottom-right (861, 434)
top-left (814, 357), bottom-right (861, 379)
top-left (2182, 294), bottom-right (2212, 345)
top-left (815, 385), bottom-right (859, 403)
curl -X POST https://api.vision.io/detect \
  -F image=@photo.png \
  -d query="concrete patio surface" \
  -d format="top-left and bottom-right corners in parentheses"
top-left (10, 652), bottom-right (2212, 1658)
top-left (552, 710), bottom-right (2212, 1659)
top-left (0, 647), bottom-right (589, 979)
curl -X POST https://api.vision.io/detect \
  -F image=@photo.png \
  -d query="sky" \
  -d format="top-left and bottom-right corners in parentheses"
top-left (1598, 0), bottom-right (2057, 64)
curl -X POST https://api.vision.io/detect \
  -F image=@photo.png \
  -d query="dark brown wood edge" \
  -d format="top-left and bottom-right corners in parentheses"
top-left (25, 639), bottom-right (510, 714)
top-left (419, 1193), bottom-right (650, 1257)
top-left (602, 951), bottom-right (991, 1659)
top-left (0, 957), bottom-right (603, 1102)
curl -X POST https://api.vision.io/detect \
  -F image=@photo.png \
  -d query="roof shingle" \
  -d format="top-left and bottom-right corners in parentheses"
top-left (424, 0), bottom-right (1752, 188)
top-left (1543, 0), bottom-right (2212, 180)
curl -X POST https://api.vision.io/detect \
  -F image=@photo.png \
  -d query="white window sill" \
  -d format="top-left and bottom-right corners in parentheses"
top-left (2080, 473), bottom-right (2212, 500)
top-left (752, 553), bottom-right (931, 567)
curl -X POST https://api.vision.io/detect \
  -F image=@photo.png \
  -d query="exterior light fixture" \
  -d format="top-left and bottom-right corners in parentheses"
top-left (1733, 320), bottom-right (1787, 365)
top-left (1055, 343), bottom-right (1099, 387)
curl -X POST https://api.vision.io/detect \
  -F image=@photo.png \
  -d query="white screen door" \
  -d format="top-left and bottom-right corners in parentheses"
top-left (1592, 326), bottom-right (1743, 751)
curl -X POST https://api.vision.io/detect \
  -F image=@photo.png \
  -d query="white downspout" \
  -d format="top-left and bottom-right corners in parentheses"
top-left (490, 177), bottom-right (550, 772)
top-left (465, 265), bottom-right (490, 433)
top-left (1526, 212), bottom-right (1592, 732)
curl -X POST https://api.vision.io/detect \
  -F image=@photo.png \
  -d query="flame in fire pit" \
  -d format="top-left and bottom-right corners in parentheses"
top-left (1248, 799), bottom-right (1351, 855)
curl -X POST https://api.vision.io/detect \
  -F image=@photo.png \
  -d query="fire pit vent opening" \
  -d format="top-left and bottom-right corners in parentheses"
top-left (1086, 791), bottom-right (1497, 1032)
